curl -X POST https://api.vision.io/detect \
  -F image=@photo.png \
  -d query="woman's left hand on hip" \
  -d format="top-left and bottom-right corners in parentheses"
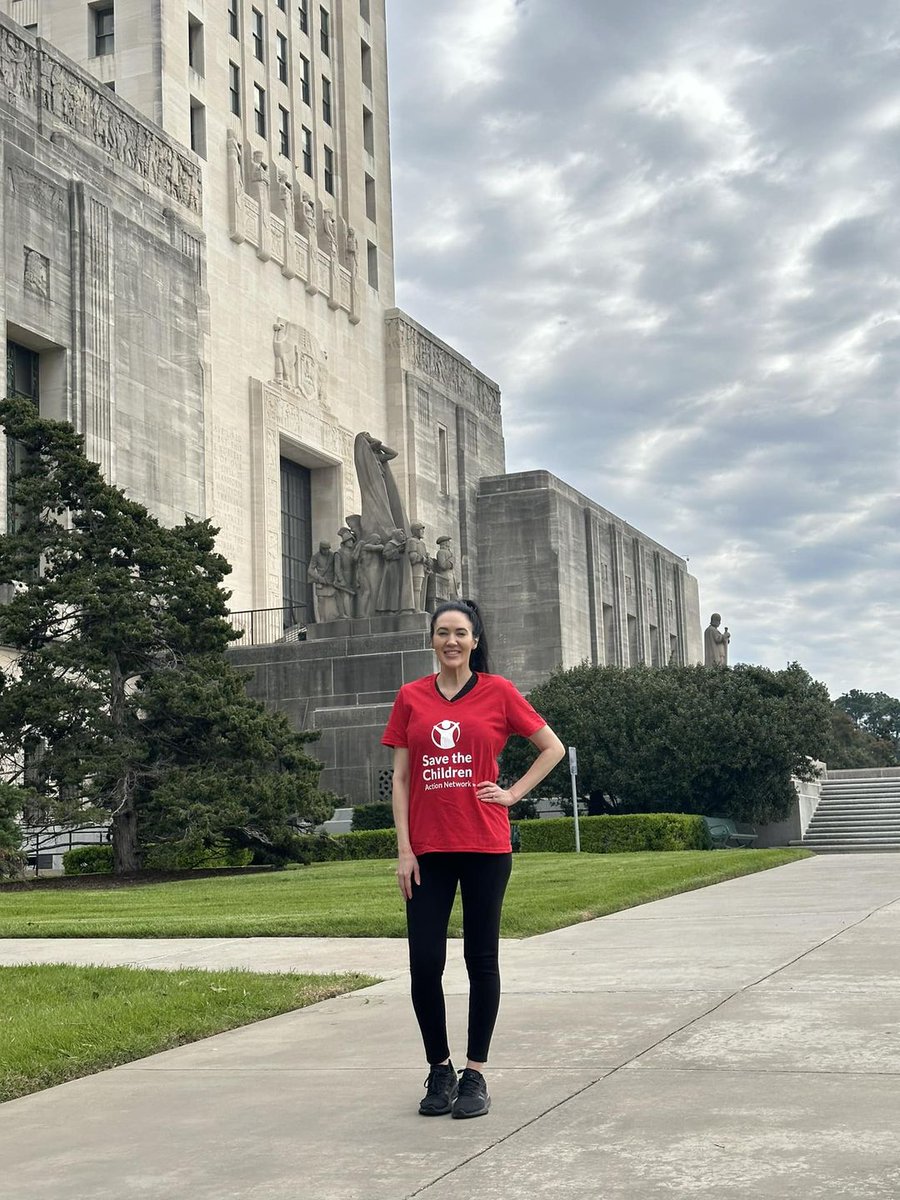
top-left (476, 781), bottom-right (516, 807)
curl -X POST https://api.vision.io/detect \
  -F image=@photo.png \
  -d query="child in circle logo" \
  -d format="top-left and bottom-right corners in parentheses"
top-left (431, 720), bottom-right (460, 749)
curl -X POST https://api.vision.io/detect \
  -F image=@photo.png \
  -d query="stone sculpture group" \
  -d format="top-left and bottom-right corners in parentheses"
top-left (306, 431), bottom-right (459, 623)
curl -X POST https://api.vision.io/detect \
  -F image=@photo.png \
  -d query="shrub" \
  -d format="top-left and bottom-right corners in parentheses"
top-left (337, 828), bottom-right (398, 859)
top-left (290, 833), bottom-right (348, 863)
top-left (63, 844), bottom-right (114, 875)
top-left (351, 803), bottom-right (395, 831)
top-left (511, 813), bottom-right (710, 854)
top-left (141, 842), bottom-right (253, 870)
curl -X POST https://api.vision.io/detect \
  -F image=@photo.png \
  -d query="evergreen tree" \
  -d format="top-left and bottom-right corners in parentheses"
top-left (0, 395), bottom-right (332, 873)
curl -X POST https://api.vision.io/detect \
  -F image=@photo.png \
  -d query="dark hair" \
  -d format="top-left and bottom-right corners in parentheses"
top-left (430, 599), bottom-right (491, 673)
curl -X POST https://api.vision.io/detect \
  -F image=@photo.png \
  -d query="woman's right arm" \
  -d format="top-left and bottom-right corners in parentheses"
top-left (392, 747), bottom-right (420, 899)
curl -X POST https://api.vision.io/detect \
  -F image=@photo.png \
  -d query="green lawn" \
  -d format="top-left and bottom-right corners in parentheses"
top-left (0, 849), bottom-right (810, 939)
top-left (0, 965), bottom-right (376, 1103)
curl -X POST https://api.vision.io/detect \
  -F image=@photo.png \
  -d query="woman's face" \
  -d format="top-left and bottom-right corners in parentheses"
top-left (431, 610), bottom-right (477, 671)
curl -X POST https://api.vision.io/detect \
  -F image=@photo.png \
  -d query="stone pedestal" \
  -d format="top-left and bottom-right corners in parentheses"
top-left (229, 614), bottom-right (435, 806)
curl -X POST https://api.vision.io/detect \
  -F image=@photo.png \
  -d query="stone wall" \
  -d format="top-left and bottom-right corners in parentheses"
top-left (384, 309), bottom-right (505, 597)
top-left (229, 615), bottom-right (435, 804)
top-left (0, 15), bottom-right (207, 529)
top-left (475, 470), bottom-right (703, 693)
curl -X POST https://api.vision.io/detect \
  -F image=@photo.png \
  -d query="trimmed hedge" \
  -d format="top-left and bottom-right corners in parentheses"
top-left (512, 813), bottom-right (711, 854)
top-left (62, 845), bottom-right (113, 875)
top-left (351, 803), bottom-right (395, 831)
top-left (296, 815), bottom-right (707, 863)
top-left (339, 829), bottom-right (398, 858)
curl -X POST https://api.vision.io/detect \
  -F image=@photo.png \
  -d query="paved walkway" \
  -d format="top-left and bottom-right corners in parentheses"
top-left (2, 854), bottom-right (899, 1199)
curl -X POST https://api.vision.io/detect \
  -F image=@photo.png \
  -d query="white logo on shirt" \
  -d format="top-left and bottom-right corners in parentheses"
top-left (431, 719), bottom-right (461, 749)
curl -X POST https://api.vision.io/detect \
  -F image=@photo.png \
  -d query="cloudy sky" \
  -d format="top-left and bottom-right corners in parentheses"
top-left (385, 0), bottom-right (900, 699)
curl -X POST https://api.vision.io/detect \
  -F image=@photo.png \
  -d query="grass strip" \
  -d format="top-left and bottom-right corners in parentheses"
top-left (0, 964), bottom-right (376, 1103)
top-left (0, 849), bottom-right (810, 939)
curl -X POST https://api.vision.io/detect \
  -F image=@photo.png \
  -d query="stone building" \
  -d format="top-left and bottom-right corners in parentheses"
top-left (0, 2), bottom-right (703, 817)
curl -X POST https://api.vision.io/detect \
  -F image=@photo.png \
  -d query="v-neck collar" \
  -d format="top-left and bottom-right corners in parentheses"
top-left (434, 671), bottom-right (479, 703)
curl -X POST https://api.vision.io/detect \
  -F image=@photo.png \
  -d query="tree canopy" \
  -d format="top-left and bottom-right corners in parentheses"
top-left (501, 662), bottom-right (832, 826)
top-left (0, 394), bottom-right (333, 874)
top-left (833, 690), bottom-right (900, 763)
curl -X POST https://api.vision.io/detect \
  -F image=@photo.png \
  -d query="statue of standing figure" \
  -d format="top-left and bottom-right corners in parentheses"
top-left (333, 526), bottom-right (357, 618)
top-left (432, 535), bottom-right (458, 604)
top-left (704, 613), bottom-right (731, 667)
top-left (307, 540), bottom-right (340, 622)
top-left (377, 528), bottom-right (414, 614)
top-left (407, 521), bottom-right (430, 612)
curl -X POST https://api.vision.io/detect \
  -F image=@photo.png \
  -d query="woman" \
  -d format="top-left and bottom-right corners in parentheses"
top-left (382, 599), bottom-right (565, 1118)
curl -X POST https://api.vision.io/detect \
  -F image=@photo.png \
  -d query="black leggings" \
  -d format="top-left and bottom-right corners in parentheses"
top-left (406, 851), bottom-right (512, 1065)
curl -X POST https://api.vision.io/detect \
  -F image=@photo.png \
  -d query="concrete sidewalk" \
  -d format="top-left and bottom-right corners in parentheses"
top-left (2, 854), bottom-right (899, 1198)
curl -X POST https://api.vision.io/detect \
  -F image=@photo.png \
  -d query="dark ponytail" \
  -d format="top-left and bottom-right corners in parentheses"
top-left (430, 599), bottom-right (491, 674)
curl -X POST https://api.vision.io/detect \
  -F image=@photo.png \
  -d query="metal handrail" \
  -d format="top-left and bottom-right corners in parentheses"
top-left (227, 606), bottom-right (308, 647)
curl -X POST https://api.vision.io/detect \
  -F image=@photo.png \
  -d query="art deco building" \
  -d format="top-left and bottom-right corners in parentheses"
top-left (0, 2), bottom-right (702, 818)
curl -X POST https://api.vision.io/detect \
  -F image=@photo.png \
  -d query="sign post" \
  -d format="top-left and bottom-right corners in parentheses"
top-left (568, 746), bottom-right (581, 853)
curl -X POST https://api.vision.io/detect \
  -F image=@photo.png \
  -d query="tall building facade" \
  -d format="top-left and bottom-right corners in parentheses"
top-left (1, 3), bottom-right (704, 819)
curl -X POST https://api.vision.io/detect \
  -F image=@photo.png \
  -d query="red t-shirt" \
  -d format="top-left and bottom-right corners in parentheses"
top-left (382, 673), bottom-right (546, 854)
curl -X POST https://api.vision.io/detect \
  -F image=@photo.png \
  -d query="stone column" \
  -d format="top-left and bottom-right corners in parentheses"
top-left (72, 183), bottom-right (115, 479)
top-left (279, 171), bottom-right (298, 278)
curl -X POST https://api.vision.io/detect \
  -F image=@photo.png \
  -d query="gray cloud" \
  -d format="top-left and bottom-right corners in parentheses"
top-left (387, 0), bottom-right (900, 696)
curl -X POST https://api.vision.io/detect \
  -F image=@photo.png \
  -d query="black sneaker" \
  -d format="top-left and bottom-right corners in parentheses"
top-left (451, 1067), bottom-right (490, 1119)
top-left (419, 1062), bottom-right (458, 1116)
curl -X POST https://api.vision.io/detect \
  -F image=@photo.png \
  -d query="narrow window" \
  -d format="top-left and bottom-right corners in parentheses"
top-left (360, 38), bottom-right (372, 89)
top-left (188, 15), bottom-right (205, 75)
top-left (229, 61), bottom-right (241, 115)
top-left (190, 99), bottom-right (207, 158)
top-left (437, 425), bottom-right (449, 493)
top-left (366, 239), bottom-right (378, 290)
top-left (276, 30), bottom-right (288, 82)
top-left (298, 0), bottom-right (308, 34)
top-left (301, 126), bottom-right (313, 175)
top-left (254, 83), bottom-right (266, 135)
top-left (228, 0), bottom-right (239, 38)
top-left (320, 6), bottom-right (330, 55)
top-left (362, 105), bottom-right (374, 155)
top-left (252, 7), bottom-right (264, 60)
top-left (93, 5), bottom-right (114, 57)
top-left (279, 105), bottom-right (290, 156)
top-left (276, 0), bottom-right (286, 10)
top-left (359, 0), bottom-right (370, 20)
top-left (322, 76), bottom-right (332, 125)
top-left (323, 144), bottom-right (334, 194)
top-left (364, 172), bottom-right (376, 221)
top-left (299, 52), bottom-right (310, 103)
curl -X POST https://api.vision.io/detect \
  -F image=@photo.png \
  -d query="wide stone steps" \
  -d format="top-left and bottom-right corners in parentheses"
top-left (794, 770), bottom-right (900, 852)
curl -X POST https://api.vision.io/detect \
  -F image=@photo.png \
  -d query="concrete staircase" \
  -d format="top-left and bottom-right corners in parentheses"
top-left (796, 768), bottom-right (900, 852)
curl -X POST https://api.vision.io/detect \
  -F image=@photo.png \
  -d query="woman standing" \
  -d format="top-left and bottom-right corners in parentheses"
top-left (382, 600), bottom-right (565, 1118)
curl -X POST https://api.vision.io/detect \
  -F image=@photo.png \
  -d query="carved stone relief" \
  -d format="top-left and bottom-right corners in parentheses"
top-left (0, 25), bottom-right (37, 104)
top-left (23, 247), bottom-right (49, 298)
top-left (279, 171), bottom-right (298, 279)
top-left (251, 152), bottom-right (272, 261)
top-left (226, 129), bottom-right (245, 243)
top-left (38, 51), bottom-right (201, 214)
top-left (5, 163), bottom-right (66, 218)
top-left (271, 319), bottom-right (330, 409)
top-left (387, 317), bottom-right (502, 419)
